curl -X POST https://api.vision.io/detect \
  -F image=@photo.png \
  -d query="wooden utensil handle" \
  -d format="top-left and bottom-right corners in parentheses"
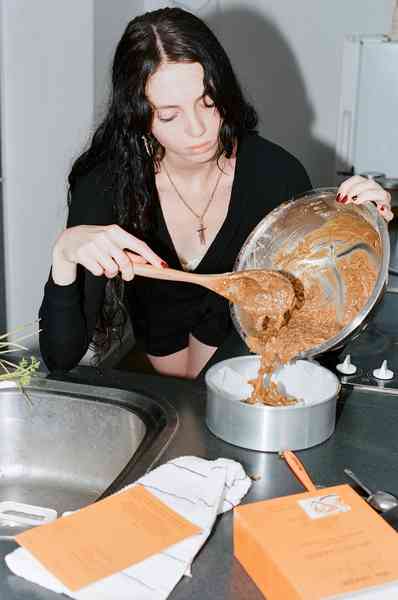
top-left (133, 263), bottom-right (205, 285)
top-left (281, 450), bottom-right (317, 492)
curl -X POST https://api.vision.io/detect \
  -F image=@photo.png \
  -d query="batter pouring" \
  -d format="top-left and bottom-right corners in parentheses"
top-left (239, 210), bottom-right (380, 405)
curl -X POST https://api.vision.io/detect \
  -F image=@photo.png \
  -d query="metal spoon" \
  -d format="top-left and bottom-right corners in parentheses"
top-left (344, 468), bottom-right (398, 512)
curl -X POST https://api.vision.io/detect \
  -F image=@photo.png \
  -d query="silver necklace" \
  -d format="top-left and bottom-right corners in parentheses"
top-left (163, 162), bottom-right (223, 245)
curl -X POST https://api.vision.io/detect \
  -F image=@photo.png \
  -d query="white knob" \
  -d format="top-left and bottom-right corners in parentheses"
top-left (373, 360), bottom-right (394, 380)
top-left (336, 354), bottom-right (357, 375)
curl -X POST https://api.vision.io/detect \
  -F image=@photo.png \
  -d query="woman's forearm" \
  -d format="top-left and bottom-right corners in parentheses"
top-left (51, 245), bottom-right (78, 286)
top-left (39, 285), bottom-right (90, 371)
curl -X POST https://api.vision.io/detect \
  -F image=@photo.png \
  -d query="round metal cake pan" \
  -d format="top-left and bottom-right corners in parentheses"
top-left (205, 356), bottom-right (341, 452)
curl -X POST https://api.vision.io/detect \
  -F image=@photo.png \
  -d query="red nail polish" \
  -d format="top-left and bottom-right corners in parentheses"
top-left (336, 193), bottom-right (342, 203)
top-left (341, 195), bottom-right (349, 204)
top-left (161, 261), bottom-right (169, 268)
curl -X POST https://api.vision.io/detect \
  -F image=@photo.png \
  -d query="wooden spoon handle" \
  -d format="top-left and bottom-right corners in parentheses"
top-left (281, 450), bottom-right (317, 492)
top-left (133, 263), bottom-right (211, 287)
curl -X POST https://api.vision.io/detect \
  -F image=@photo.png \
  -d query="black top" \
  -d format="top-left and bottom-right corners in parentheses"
top-left (39, 133), bottom-right (311, 371)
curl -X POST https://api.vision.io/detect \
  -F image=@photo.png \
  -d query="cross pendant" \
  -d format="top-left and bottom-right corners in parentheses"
top-left (197, 223), bottom-right (207, 245)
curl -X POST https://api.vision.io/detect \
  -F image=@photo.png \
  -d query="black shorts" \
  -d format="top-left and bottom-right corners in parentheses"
top-left (129, 285), bottom-right (232, 357)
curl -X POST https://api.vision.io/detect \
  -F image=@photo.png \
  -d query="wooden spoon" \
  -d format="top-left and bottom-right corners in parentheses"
top-left (133, 264), bottom-right (299, 334)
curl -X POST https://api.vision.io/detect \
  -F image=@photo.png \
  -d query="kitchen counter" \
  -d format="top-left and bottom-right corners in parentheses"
top-left (1, 345), bottom-right (398, 600)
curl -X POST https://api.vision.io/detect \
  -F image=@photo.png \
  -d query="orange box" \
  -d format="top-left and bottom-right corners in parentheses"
top-left (234, 484), bottom-right (398, 600)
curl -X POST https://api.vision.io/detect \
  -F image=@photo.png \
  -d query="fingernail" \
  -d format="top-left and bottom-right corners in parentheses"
top-left (341, 195), bottom-right (349, 204)
top-left (336, 193), bottom-right (342, 203)
top-left (161, 261), bottom-right (169, 268)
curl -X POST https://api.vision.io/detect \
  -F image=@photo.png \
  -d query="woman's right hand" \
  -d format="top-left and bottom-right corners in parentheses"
top-left (52, 224), bottom-right (166, 285)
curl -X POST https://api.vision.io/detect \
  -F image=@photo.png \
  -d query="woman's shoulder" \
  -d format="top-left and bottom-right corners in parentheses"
top-left (240, 132), bottom-right (305, 170)
top-left (67, 164), bottom-right (114, 227)
top-left (238, 132), bottom-right (311, 191)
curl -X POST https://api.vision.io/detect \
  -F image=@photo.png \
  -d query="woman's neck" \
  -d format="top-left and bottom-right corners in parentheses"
top-left (160, 152), bottom-right (227, 193)
top-left (164, 153), bottom-right (219, 172)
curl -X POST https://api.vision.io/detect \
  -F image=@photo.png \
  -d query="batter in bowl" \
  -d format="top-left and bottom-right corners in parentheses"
top-left (237, 212), bottom-right (379, 405)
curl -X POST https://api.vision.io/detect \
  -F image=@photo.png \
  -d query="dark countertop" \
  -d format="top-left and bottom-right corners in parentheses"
top-left (1, 319), bottom-right (398, 599)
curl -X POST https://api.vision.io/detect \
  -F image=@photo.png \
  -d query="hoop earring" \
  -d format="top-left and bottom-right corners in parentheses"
top-left (142, 135), bottom-right (152, 157)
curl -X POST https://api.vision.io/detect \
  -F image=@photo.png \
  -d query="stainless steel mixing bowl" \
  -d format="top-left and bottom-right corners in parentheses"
top-left (231, 187), bottom-right (390, 357)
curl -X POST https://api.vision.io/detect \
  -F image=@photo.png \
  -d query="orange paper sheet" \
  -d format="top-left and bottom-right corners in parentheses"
top-left (16, 484), bottom-right (201, 591)
top-left (234, 484), bottom-right (398, 600)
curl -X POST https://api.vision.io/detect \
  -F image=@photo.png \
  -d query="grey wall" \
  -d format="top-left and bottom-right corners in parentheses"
top-left (94, 0), bottom-right (146, 122)
top-left (141, 0), bottom-right (395, 184)
top-left (207, 0), bottom-right (395, 186)
top-left (0, 1), bottom-right (147, 342)
top-left (0, 3), bottom-right (5, 333)
top-left (0, 0), bottom-right (94, 342)
top-left (0, 128), bottom-right (5, 334)
top-left (0, 0), bottom-right (394, 340)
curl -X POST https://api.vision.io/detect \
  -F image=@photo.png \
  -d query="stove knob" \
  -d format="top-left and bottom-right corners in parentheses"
top-left (373, 360), bottom-right (394, 380)
top-left (336, 354), bottom-right (357, 375)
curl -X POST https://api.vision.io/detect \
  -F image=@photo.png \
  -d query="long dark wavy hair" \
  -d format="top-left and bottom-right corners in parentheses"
top-left (69, 7), bottom-right (258, 358)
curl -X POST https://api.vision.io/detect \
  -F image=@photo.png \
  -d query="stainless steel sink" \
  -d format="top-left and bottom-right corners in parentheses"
top-left (0, 376), bottom-right (178, 539)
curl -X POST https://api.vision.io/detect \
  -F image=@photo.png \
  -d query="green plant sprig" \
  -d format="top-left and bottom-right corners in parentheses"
top-left (0, 321), bottom-right (41, 387)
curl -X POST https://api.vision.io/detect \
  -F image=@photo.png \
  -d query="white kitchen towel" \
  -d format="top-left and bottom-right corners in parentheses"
top-left (5, 456), bottom-right (251, 600)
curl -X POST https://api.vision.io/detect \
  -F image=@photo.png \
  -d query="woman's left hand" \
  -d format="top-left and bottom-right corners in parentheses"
top-left (337, 175), bottom-right (393, 222)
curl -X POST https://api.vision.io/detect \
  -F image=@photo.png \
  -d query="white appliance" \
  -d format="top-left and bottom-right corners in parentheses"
top-left (335, 35), bottom-right (398, 179)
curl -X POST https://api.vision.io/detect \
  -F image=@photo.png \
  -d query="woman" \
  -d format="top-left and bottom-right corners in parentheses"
top-left (39, 7), bottom-right (392, 378)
